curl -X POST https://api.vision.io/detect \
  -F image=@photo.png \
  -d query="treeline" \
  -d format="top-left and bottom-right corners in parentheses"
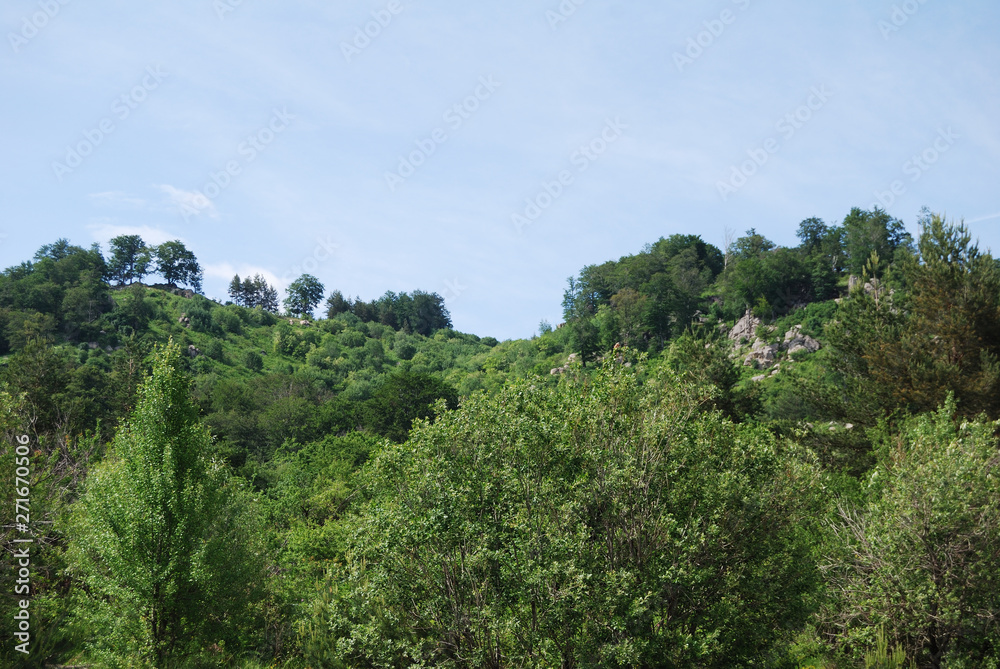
top-left (325, 288), bottom-right (451, 335)
top-left (106, 235), bottom-right (203, 289)
top-left (561, 207), bottom-right (915, 359)
top-left (4, 209), bottom-right (1000, 667)
top-left (228, 273), bottom-right (280, 311)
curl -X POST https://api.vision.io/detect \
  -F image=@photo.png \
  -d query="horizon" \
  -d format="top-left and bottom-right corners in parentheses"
top-left (2, 0), bottom-right (998, 340)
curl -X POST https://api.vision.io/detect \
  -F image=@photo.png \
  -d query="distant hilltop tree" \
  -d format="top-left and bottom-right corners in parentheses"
top-left (228, 273), bottom-right (279, 312)
top-left (106, 235), bottom-right (203, 292)
top-left (284, 274), bottom-right (325, 318)
top-left (106, 235), bottom-right (152, 286)
top-left (325, 289), bottom-right (451, 335)
top-left (154, 240), bottom-right (203, 292)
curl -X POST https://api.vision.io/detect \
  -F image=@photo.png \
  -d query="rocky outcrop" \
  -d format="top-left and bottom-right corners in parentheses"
top-left (150, 283), bottom-right (195, 298)
top-left (188, 344), bottom-right (202, 358)
top-left (550, 353), bottom-right (578, 375)
top-left (178, 313), bottom-right (191, 327)
top-left (744, 338), bottom-right (781, 368)
top-left (728, 310), bottom-right (761, 343)
top-left (783, 325), bottom-right (821, 355)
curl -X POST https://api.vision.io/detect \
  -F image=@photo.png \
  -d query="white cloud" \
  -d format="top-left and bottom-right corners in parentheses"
top-left (158, 184), bottom-right (219, 219)
top-left (203, 262), bottom-right (288, 294)
top-left (967, 211), bottom-right (1000, 224)
top-left (86, 221), bottom-right (185, 248)
top-left (88, 191), bottom-right (147, 209)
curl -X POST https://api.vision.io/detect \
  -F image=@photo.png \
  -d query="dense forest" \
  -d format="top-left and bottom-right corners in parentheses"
top-left (2, 207), bottom-right (1000, 668)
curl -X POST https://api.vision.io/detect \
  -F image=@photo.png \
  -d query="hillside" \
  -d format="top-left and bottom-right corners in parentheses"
top-left (3, 207), bottom-right (1000, 667)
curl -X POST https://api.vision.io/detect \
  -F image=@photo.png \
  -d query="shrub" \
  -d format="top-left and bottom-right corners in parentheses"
top-left (339, 329), bottom-right (366, 348)
top-left (214, 307), bottom-right (242, 335)
top-left (242, 350), bottom-right (263, 372)
top-left (824, 397), bottom-right (1000, 666)
top-left (308, 356), bottom-right (822, 667)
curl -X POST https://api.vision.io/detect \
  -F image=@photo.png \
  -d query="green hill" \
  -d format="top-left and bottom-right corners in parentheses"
top-left (3, 207), bottom-right (1000, 667)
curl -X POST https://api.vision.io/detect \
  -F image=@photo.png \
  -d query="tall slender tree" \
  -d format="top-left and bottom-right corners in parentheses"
top-left (228, 273), bottom-right (244, 305)
top-left (68, 341), bottom-right (264, 667)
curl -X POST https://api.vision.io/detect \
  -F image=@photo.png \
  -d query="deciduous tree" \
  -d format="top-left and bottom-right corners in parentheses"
top-left (68, 341), bottom-right (264, 667)
top-left (283, 274), bottom-right (325, 318)
top-left (153, 240), bottom-right (202, 291)
top-left (106, 235), bottom-right (151, 285)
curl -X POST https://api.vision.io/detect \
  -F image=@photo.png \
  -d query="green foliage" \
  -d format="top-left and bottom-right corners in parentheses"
top-left (153, 240), bottom-right (202, 291)
top-left (242, 350), bottom-right (264, 372)
top-left (820, 215), bottom-right (1000, 424)
top-left (284, 274), bottom-right (325, 317)
top-left (864, 627), bottom-right (913, 669)
top-left (229, 273), bottom-right (279, 312)
top-left (720, 231), bottom-right (816, 318)
top-left (326, 289), bottom-right (452, 335)
top-left (842, 207), bottom-right (912, 278)
top-left (106, 234), bottom-right (152, 286)
top-left (356, 369), bottom-right (458, 442)
top-left (213, 306), bottom-right (242, 335)
top-left (823, 398), bottom-right (1000, 667)
top-left (66, 341), bottom-right (265, 667)
top-left (0, 239), bottom-right (110, 351)
top-left (665, 331), bottom-right (761, 421)
top-left (186, 304), bottom-right (217, 334)
top-left (316, 356), bottom-right (821, 667)
top-left (0, 386), bottom-right (86, 667)
top-left (3, 211), bottom-right (998, 667)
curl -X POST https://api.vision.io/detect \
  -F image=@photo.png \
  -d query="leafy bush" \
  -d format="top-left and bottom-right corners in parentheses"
top-left (242, 350), bottom-right (263, 372)
top-left (309, 357), bottom-right (822, 667)
top-left (204, 339), bottom-right (225, 362)
top-left (823, 397), bottom-right (1000, 666)
top-left (339, 329), bottom-right (366, 348)
top-left (214, 307), bottom-right (242, 334)
top-left (394, 341), bottom-right (417, 360)
top-left (186, 305), bottom-right (217, 334)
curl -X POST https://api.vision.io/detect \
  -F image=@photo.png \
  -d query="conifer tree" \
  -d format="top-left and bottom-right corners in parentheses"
top-left (228, 273), bottom-right (244, 305)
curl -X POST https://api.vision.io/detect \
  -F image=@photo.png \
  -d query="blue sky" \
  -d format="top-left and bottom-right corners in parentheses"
top-left (2, 0), bottom-right (998, 340)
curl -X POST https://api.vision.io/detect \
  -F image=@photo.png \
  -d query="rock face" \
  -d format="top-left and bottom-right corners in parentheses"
top-left (550, 353), bottom-right (578, 375)
top-left (188, 344), bottom-right (201, 358)
top-left (744, 338), bottom-right (781, 367)
top-left (783, 325), bottom-right (821, 355)
top-left (149, 283), bottom-right (195, 298)
top-left (740, 324), bottom-right (822, 369)
top-left (728, 310), bottom-right (761, 343)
